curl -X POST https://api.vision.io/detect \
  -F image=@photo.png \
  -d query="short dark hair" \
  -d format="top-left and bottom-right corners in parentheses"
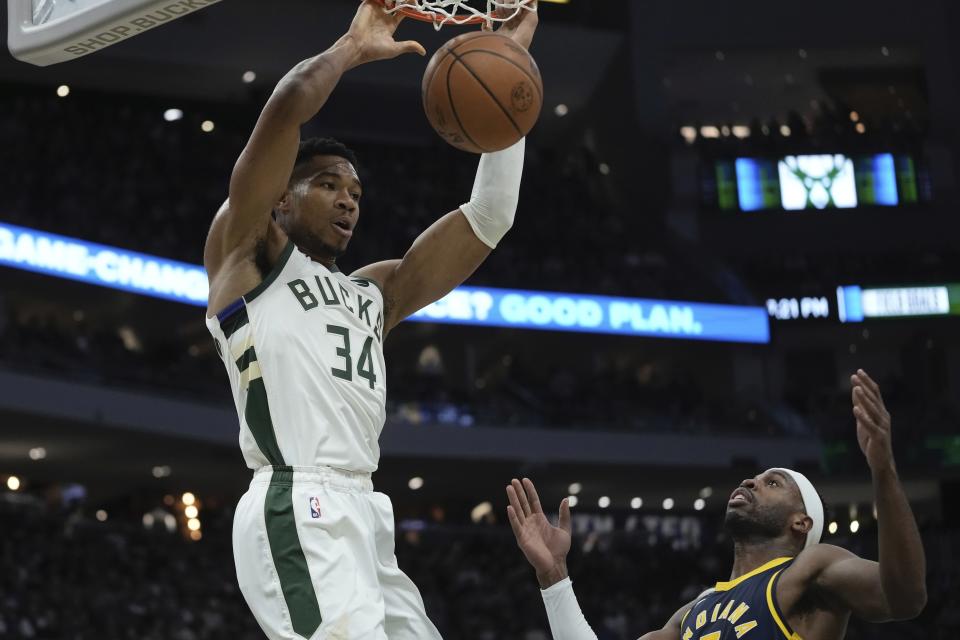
top-left (294, 137), bottom-right (359, 175)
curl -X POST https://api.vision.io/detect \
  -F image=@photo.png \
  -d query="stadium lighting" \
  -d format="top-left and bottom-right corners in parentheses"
top-left (856, 123), bottom-right (866, 134)
top-left (185, 505), bottom-right (199, 519)
top-left (732, 125), bottom-right (751, 139)
top-left (630, 497), bottom-right (643, 509)
top-left (163, 108), bottom-right (183, 122)
top-left (598, 163), bottom-right (610, 175)
top-left (470, 501), bottom-right (493, 523)
top-left (163, 514), bottom-right (177, 532)
top-left (699, 487), bottom-right (713, 499)
top-left (152, 465), bottom-right (171, 478)
top-left (187, 518), bottom-right (201, 531)
top-left (850, 520), bottom-right (860, 533)
top-left (242, 70), bottom-right (256, 83)
top-left (779, 125), bottom-right (792, 137)
top-left (408, 477), bottom-right (424, 490)
top-left (694, 498), bottom-right (706, 511)
top-left (143, 513), bottom-right (155, 527)
top-left (567, 482), bottom-right (582, 495)
top-left (28, 447), bottom-right (46, 460)
top-left (850, 111), bottom-right (860, 122)
top-left (6, 476), bottom-right (20, 491)
top-left (598, 496), bottom-right (610, 509)
top-left (662, 498), bottom-right (674, 511)
top-left (190, 530), bottom-right (202, 541)
top-left (182, 492), bottom-right (196, 506)
top-left (56, 84), bottom-right (70, 97)
top-left (828, 521), bottom-right (839, 535)
top-left (700, 126), bottom-right (720, 139)
top-left (201, 120), bottom-right (215, 133)
top-left (680, 126), bottom-right (697, 144)
top-left (553, 103), bottom-right (568, 117)
top-left (96, 510), bottom-right (108, 522)
top-left (566, 495), bottom-right (578, 508)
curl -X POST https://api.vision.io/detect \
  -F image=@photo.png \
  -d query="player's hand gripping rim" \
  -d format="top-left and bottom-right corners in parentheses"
top-left (485, 0), bottom-right (538, 50)
top-left (345, 0), bottom-right (426, 68)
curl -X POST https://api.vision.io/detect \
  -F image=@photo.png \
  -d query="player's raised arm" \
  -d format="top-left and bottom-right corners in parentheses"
top-left (506, 478), bottom-right (686, 640)
top-left (204, 1), bottom-right (425, 281)
top-left (787, 370), bottom-right (927, 622)
top-left (351, 4), bottom-right (538, 333)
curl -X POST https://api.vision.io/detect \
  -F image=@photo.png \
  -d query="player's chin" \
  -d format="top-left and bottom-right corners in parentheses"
top-left (332, 234), bottom-right (352, 254)
top-left (317, 229), bottom-right (351, 256)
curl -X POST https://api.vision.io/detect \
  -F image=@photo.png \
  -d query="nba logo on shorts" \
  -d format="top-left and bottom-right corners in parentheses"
top-left (309, 497), bottom-right (321, 519)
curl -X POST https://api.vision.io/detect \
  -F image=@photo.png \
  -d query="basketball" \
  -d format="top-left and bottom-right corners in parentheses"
top-left (422, 31), bottom-right (543, 153)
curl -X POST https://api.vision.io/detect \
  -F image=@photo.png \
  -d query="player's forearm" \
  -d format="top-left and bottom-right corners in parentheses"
top-left (460, 138), bottom-right (525, 248)
top-left (540, 578), bottom-right (599, 640)
top-left (873, 464), bottom-right (927, 617)
top-left (270, 36), bottom-right (361, 127)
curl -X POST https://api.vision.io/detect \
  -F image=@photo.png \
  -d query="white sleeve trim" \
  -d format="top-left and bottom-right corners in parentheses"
top-left (540, 578), bottom-right (599, 640)
top-left (459, 137), bottom-right (525, 249)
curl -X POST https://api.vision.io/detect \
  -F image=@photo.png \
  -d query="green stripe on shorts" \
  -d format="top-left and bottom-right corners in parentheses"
top-left (265, 467), bottom-right (322, 638)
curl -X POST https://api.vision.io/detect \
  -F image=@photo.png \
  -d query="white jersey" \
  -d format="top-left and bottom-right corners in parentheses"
top-left (206, 241), bottom-right (387, 473)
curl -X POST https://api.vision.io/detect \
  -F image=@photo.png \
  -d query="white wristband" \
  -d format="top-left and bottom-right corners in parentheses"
top-left (540, 578), bottom-right (599, 640)
top-left (459, 137), bottom-right (525, 249)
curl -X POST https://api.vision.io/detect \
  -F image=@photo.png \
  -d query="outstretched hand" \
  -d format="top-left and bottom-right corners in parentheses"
top-left (506, 477), bottom-right (571, 588)
top-left (345, 0), bottom-right (426, 68)
top-left (851, 369), bottom-right (895, 472)
top-left (488, 0), bottom-right (538, 50)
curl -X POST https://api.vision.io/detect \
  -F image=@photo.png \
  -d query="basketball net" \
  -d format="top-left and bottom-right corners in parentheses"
top-left (380, 0), bottom-right (536, 30)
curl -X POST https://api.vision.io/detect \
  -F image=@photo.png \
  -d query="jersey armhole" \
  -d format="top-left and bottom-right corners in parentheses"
top-left (767, 568), bottom-right (803, 639)
top-left (244, 240), bottom-right (296, 304)
top-left (348, 275), bottom-right (385, 299)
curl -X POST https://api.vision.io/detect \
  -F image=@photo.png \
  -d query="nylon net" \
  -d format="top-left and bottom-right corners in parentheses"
top-left (380, 0), bottom-right (536, 30)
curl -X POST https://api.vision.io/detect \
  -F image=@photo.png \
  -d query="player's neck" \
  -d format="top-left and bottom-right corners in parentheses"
top-left (299, 245), bottom-right (338, 270)
top-left (729, 538), bottom-right (796, 580)
top-left (306, 252), bottom-right (337, 269)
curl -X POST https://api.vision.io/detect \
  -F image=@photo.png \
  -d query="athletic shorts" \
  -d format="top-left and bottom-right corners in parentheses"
top-left (233, 465), bottom-right (442, 640)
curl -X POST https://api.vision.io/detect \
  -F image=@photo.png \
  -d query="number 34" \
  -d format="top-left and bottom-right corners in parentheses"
top-left (326, 325), bottom-right (378, 390)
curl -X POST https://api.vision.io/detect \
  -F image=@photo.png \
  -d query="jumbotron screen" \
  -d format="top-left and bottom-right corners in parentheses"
top-left (709, 153), bottom-right (928, 212)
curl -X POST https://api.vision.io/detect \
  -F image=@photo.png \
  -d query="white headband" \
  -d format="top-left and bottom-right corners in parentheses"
top-left (769, 468), bottom-right (824, 549)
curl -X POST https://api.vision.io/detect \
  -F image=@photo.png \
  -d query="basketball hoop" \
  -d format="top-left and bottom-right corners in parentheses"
top-left (373, 0), bottom-right (535, 30)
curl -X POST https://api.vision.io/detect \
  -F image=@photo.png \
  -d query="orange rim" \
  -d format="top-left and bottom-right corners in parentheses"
top-left (371, 0), bottom-right (490, 25)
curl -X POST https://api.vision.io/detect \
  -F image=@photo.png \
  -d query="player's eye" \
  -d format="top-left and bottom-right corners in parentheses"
top-left (350, 192), bottom-right (361, 201)
top-left (768, 480), bottom-right (779, 487)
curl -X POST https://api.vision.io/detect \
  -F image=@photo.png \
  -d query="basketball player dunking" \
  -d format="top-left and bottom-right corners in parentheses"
top-left (507, 370), bottom-right (927, 639)
top-left (203, 2), bottom-right (537, 638)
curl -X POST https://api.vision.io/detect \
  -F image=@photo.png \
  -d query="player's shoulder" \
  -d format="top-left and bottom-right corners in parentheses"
top-left (783, 544), bottom-right (859, 583)
top-left (797, 543), bottom-right (858, 565)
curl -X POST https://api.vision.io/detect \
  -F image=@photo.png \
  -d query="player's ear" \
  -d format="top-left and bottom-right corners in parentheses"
top-left (275, 191), bottom-right (293, 217)
top-left (792, 514), bottom-right (813, 536)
